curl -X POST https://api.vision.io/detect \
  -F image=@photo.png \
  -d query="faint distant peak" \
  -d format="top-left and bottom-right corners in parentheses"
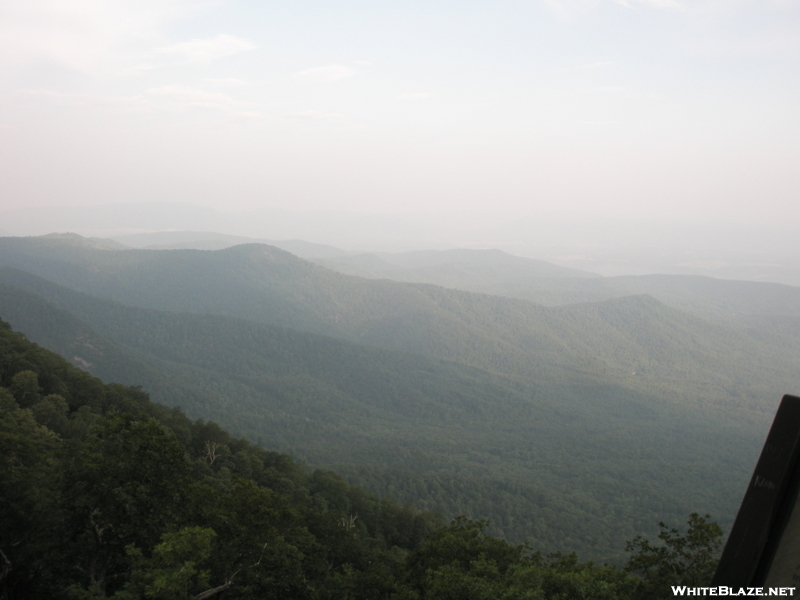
top-left (110, 230), bottom-right (352, 260)
top-left (38, 233), bottom-right (127, 250)
top-left (381, 247), bottom-right (600, 278)
top-left (217, 242), bottom-right (304, 263)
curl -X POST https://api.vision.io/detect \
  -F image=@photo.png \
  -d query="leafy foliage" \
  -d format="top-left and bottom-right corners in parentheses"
top-left (116, 527), bottom-right (216, 600)
top-left (0, 237), bottom-right (789, 559)
top-left (624, 513), bottom-right (723, 599)
top-left (0, 316), bottom-right (726, 599)
top-left (0, 318), bottom-right (443, 599)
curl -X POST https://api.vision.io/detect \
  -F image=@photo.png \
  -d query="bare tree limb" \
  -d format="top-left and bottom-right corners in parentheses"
top-left (191, 543), bottom-right (267, 600)
top-left (0, 547), bottom-right (12, 583)
top-left (193, 581), bottom-right (232, 600)
top-left (204, 440), bottom-right (218, 465)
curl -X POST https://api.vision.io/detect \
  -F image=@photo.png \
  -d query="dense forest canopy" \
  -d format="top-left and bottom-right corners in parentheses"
top-left (0, 317), bottom-right (724, 599)
top-left (1, 235), bottom-right (795, 560)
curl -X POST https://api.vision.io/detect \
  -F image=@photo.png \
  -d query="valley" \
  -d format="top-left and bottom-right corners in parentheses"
top-left (0, 233), bottom-right (798, 561)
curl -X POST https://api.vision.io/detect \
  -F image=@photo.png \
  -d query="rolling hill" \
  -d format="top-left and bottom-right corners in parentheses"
top-left (1, 234), bottom-right (798, 560)
top-left (108, 230), bottom-right (800, 320)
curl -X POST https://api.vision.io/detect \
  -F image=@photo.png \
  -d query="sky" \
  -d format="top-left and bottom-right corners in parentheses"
top-left (1, 1), bottom-right (799, 238)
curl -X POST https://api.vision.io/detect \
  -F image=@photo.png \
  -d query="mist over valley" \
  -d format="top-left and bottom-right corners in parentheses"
top-left (1, 231), bottom-right (797, 565)
top-left (2, 1), bottom-right (799, 595)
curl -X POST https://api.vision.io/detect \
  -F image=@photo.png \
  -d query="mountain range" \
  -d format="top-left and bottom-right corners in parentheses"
top-left (114, 230), bottom-right (800, 320)
top-left (0, 232), bottom-right (798, 561)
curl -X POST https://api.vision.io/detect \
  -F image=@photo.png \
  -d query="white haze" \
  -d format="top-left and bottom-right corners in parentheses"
top-left (0, 1), bottom-right (799, 283)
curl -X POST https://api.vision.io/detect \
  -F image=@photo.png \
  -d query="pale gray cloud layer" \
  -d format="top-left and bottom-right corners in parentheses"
top-left (0, 0), bottom-right (798, 247)
top-left (292, 65), bottom-right (358, 84)
top-left (157, 34), bottom-right (257, 61)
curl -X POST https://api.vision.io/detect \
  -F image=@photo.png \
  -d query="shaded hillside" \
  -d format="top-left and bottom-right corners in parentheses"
top-left (0, 235), bottom-right (472, 344)
top-left (0, 236), bottom-right (796, 418)
top-left (313, 248), bottom-right (800, 320)
top-left (0, 316), bottom-right (457, 600)
top-left (1, 234), bottom-right (797, 560)
top-left (313, 248), bottom-right (598, 288)
top-left (6, 315), bottom-right (709, 600)
top-left (1, 276), bottom-right (566, 455)
top-left (610, 274), bottom-right (800, 320)
top-left (0, 266), bottom-right (782, 560)
top-left (40, 231), bottom-right (798, 320)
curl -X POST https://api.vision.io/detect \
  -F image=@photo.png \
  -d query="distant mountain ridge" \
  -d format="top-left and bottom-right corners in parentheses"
top-left (4, 202), bottom-right (799, 284)
top-left (315, 247), bottom-right (800, 320)
top-left (107, 230), bottom-right (800, 320)
top-left (0, 268), bottom-right (765, 561)
top-left (0, 236), bottom-right (795, 410)
top-left (114, 230), bottom-right (352, 258)
top-left (1, 233), bottom-right (798, 560)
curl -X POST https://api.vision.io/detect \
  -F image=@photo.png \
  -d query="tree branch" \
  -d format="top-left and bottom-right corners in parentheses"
top-left (0, 547), bottom-right (12, 583)
top-left (193, 581), bottom-right (232, 600)
top-left (192, 542), bottom-right (267, 599)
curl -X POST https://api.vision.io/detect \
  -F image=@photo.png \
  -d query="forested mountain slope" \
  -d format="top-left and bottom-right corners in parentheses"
top-left (2, 318), bottom-right (724, 599)
top-left (98, 230), bottom-right (800, 319)
top-left (0, 316), bottom-right (448, 599)
top-left (0, 272), bottom-right (760, 561)
top-left (1, 235), bottom-right (797, 560)
top-left (0, 236), bottom-right (796, 416)
top-left (313, 249), bottom-right (800, 320)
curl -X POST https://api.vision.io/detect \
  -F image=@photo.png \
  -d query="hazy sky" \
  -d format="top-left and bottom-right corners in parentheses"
top-left (1, 0), bottom-right (799, 228)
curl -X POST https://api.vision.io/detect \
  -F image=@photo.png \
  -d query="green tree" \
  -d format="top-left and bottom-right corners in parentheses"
top-left (114, 527), bottom-right (216, 600)
top-left (418, 557), bottom-right (544, 600)
top-left (9, 370), bottom-right (41, 408)
top-left (625, 513), bottom-right (723, 599)
top-left (31, 394), bottom-right (70, 437)
top-left (64, 413), bottom-right (192, 597)
top-left (405, 517), bottom-right (529, 599)
top-left (0, 386), bottom-right (63, 599)
top-left (540, 553), bottom-right (639, 600)
top-left (197, 477), bottom-right (316, 599)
